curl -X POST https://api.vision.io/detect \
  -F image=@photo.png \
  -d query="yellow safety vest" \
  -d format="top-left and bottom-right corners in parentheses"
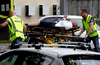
top-left (81, 15), bottom-right (99, 37)
top-left (7, 15), bottom-right (25, 41)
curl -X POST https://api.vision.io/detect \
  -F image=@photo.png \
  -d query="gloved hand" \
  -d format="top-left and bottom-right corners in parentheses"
top-left (85, 33), bottom-right (89, 39)
top-left (84, 35), bottom-right (88, 39)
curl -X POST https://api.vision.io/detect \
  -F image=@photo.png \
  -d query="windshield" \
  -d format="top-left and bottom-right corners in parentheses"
top-left (62, 55), bottom-right (100, 65)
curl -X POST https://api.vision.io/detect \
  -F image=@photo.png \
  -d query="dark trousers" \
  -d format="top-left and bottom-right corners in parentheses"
top-left (10, 37), bottom-right (22, 49)
top-left (86, 35), bottom-right (100, 52)
top-left (39, 21), bottom-right (55, 28)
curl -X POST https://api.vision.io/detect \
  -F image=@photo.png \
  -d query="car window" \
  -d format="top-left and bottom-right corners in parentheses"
top-left (57, 17), bottom-right (63, 21)
top-left (44, 17), bottom-right (57, 22)
top-left (96, 24), bottom-right (100, 30)
top-left (73, 19), bottom-right (83, 29)
top-left (62, 55), bottom-right (100, 65)
top-left (0, 51), bottom-right (54, 65)
top-left (96, 21), bottom-right (100, 30)
top-left (0, 55), bottom-right (18, 65)
top-left (23, 53), bottom-right (54, 65)
top-left (73, 19), bottom-right (100, 30)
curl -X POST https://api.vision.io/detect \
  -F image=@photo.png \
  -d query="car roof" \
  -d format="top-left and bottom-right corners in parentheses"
top-left (3, 47), bottom-right (100, 58)
top-left (39, 15), bottom-right (82, 21)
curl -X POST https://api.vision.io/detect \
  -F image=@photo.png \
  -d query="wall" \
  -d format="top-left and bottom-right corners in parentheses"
top-left (14, 0), bottom-right (59, 23)
top-left (66, 0), bottom-right (100, 19)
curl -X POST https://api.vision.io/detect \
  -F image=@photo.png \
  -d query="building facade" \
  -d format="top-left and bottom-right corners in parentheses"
top-left (14, 0), bottom-right (59, 23)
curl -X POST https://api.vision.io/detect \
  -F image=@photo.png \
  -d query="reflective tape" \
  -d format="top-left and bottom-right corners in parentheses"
top-left (10, 18), bottom-right (23, 37)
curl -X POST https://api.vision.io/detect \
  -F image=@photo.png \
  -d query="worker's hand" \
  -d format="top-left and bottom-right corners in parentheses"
top-left (84, 35), bottom-right (88, 39)
top-left (77, 35), bottom-right (80, 37)
top-left (84, 33), bottom-right (89, 39)
top-left (76, 34), bottom-right (80, 37)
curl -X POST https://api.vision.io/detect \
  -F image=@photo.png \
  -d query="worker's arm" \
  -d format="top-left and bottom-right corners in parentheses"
top-left (87, 22), bottom-right (93, 35)
top-left (28, 21), bottom-right (40, 26)
top-left (23, 24), bottom-right (26, 34)
top-left (79, 25), bottom-right (85, 35)
top-left (87, 17), bottom-right (94, 35)
top-left (0, 21), bottom-right (9, 28)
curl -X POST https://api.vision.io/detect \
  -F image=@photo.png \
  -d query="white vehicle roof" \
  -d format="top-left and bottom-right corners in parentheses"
top-left (39, 15), bottom-right (82, 21)
top-left (3, 47), bottom-right (100, 58)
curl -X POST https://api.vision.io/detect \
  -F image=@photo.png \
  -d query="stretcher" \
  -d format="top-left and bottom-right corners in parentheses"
top-left (25, 26), bottom-right (83, 45)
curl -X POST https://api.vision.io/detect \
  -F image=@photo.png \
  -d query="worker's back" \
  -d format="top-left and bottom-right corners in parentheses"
top-left (7, 15), bottom-right (25, 41)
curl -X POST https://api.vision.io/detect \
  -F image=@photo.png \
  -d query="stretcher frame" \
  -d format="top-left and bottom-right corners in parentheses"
top-left (25, 26), bottom-right (83, 45)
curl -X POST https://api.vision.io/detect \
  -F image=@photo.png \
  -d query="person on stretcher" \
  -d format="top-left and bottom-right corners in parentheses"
top-left (27, 15), bottom-right (78, 30)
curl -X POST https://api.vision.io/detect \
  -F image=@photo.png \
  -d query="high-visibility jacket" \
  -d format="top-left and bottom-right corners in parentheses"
top-left (7, 15), bottom-right (25, 41)
top-left (81, 14), bottom-right (99, 37)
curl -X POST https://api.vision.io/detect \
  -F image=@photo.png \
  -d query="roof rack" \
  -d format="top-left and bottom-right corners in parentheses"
top-left (55, 41), bottom-right (87, 44)
top-left (14, 42), bottom-right (89, 50)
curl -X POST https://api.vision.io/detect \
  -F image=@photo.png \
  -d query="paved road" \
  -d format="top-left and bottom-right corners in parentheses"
top-left (0, 41), bottom-right (28, 52)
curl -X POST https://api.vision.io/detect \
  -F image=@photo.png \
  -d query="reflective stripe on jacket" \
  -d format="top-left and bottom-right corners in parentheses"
top-left (7, 15), bottom-right (25, 41)
top-left (81, 15), bottom-right (99, 37)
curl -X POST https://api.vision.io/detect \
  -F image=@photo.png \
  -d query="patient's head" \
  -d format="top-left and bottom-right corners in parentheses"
top-left (71, 20), bottom-right (78, 27)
